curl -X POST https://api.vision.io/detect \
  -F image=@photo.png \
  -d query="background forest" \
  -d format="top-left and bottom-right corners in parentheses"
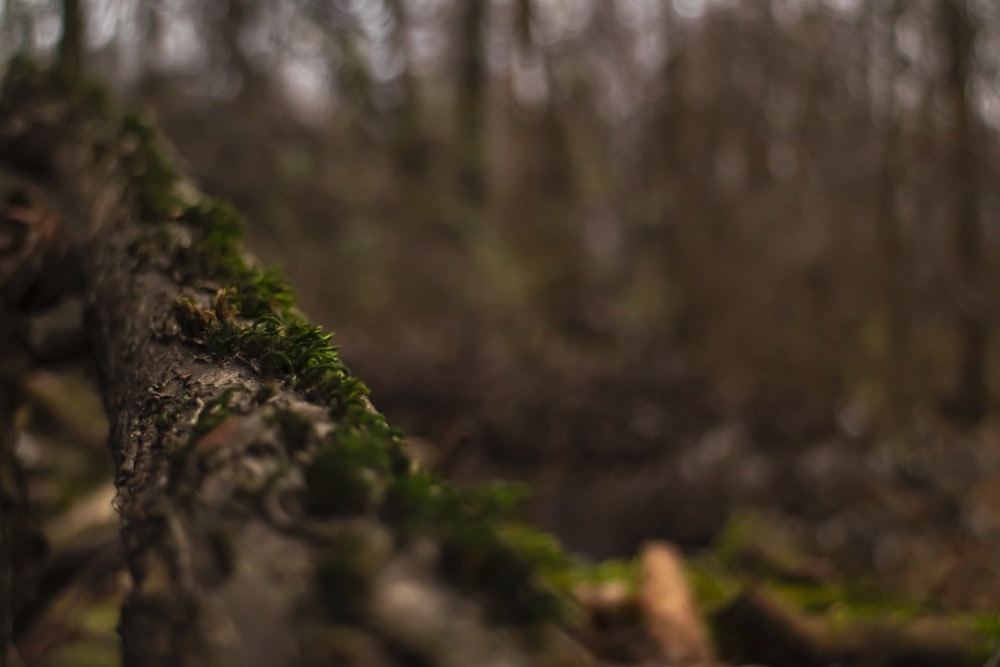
top-left (7, 0), bottom-right (1000, 664)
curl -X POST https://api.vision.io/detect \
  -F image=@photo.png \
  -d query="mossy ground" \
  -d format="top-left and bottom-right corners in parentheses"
top-left (689, 514), bottom-right (1000, 664)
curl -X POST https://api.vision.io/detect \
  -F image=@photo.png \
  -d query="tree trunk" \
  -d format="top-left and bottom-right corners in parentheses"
top-left (941, 0), bottom-right (986, 423)
top-left (873, 0), bottom-right (906, 420)
top-left (58, 0), bottom-right (84, 77)
top-left (0, 68), bottom-right (584, 667)
top-left (455, 0), bottom-right (487, 208)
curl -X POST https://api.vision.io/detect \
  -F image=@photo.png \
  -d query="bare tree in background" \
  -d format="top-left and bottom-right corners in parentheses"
top-left (873, 0), bottom-right (907, 418)
top-left (941, 0), bottom-right (987, 422)
top-left (57, 0), bottom-right (83, 77)
top-left (385, 0), bottom-right (427, 179)
top-left (455, 0), bottom-right (487, 208)
top-left (217, 0), bottom-right (268, 100)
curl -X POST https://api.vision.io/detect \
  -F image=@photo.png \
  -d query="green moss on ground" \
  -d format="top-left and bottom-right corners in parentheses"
top-left (686, 513), bottom-right (1000, 664)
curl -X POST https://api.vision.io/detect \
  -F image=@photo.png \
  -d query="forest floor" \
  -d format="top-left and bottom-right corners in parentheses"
top-left (337, 325), bottom-right (1000, 666)
top-left (13, 326), bottom-right (1000, 666)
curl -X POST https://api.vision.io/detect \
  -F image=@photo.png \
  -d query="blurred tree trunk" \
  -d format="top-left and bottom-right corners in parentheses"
top-left (506, 0), bottom-right (588, 335)
top-left (874, 0), bottom-right (906, 419)
top-left (385, 0), bottom-right (427, 179)
top-left (216, 0), bottom-right (268, 100)
top-left (941, 0), bottom-right (986, 423)
top-left (455, 0), bottom-right (487, 208)
top-left (57, 0), bottom-right (84, 77)
top-left (649, 5), bottom-right (691, 341)
top-left (137, 3), bottom-right (166, 99)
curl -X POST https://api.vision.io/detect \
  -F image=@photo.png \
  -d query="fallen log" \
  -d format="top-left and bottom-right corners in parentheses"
top-left (0, 64), bottom-right (586, 667)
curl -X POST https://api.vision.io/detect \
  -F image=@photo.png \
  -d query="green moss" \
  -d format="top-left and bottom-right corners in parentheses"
top-left (255, 382), bottom-right (279, 403)
top-left (382, 475), bottom-right (527, 540)
top-left (172, 294), bottom-right (219, 338)
top-left (972, 616), bottom-right (1000, 659)
top-left (380, 475), bottom-right (568, 624)
top-left (78, 80), bottom-right (114, 120)
top-left (119, 111), bottom-right (182, 220)
top-left (168, 200), bottom-right (388, 435)
top-left (177, 199), bottom-right (245, 277)
top-left (379, 472), bottom-right (442, 536)
top-left (315, 537), bottom-right (373, 624)
top-left (496, 524), bottom-right (580, 609)
top-left (47, 597), bottom-right (121, 667)
top-left (1, 60), bottom-right (577, 630)
top-left (709, 509), bottom-right (811, 575)
top-left (232, 269), bottom-right (296, 318)
top-left (685, 547), bottom-right (1000, 665)
top-left (567, 556), bottom-right (641, 592)
top-left (697, 510), bottom-right (962, 624)
top-left (267, 407), bottom-right (315, 451)
top-left (684, 557), bottom-right (740, 612)
top-left (305, 432), bottom-right (387, 517)
top-left (106, 94), bottom-right (573, 628)
top-left (440, 520), bottom-right (566, 626)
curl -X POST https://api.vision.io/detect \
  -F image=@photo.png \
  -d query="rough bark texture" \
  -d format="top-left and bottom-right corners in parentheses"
top-left (0, 68), bottom-right (586, 667)
top-left (86, 198), bottom-right (322, 667)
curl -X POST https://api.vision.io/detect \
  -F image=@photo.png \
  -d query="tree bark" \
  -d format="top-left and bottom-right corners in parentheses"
top-left (0, 69), bottom-right (585, 667)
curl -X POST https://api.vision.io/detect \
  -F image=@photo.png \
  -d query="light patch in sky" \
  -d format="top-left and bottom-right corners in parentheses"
top-left (159, 10), bottom-right (205, 70)
top-left (977, 84), bottom-right (1000, 132)
top-left (512, 51), bottom-right (548, 108)
top-left (33, 3), bottom-right (61, 51)
top-left (822, 0), bottom-right (862, 16)
top-left (406, 0), bottom-right (449, 76)
top-left (673, 0), bottom-right (705, 21)
top-left (771, 0), bottom-right (806, 26)
top-left (534, 0), bottom-right (595, 47)
top-left (282, 54), bottom-right (332, 120)
top-left (617, 0), bottom-right (665, 71)
top-left (86, 0), bottom-right (120, 49)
